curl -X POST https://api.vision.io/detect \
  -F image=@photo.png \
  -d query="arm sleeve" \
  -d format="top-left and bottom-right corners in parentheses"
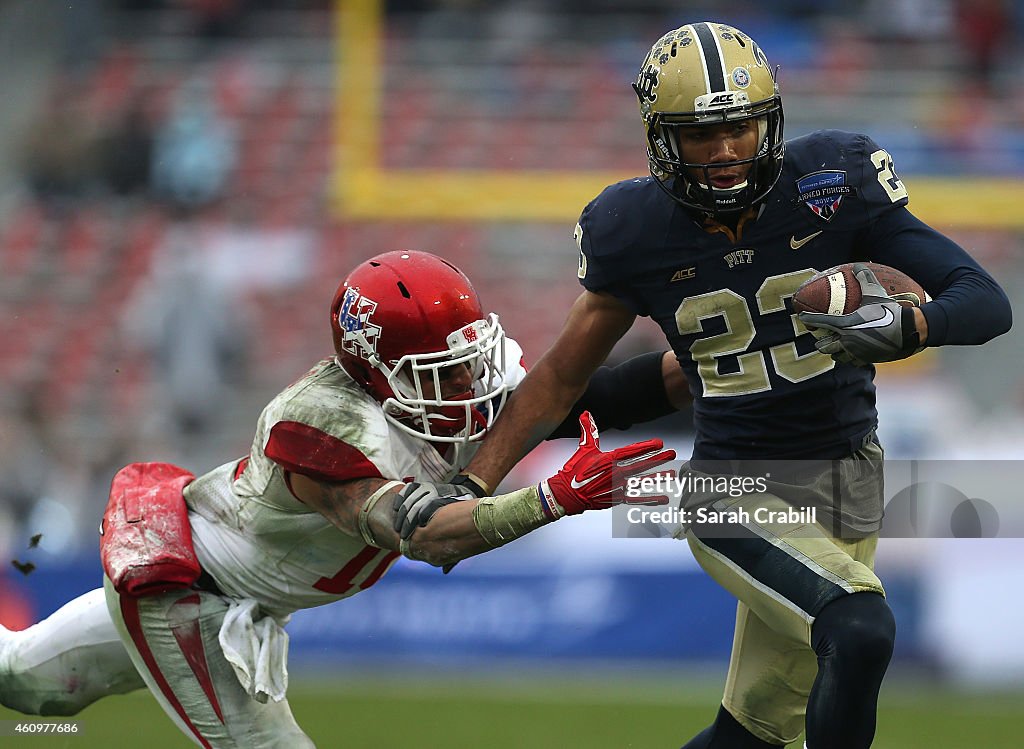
top-left (546, 351), bottom-right (677, 440)
top-left (864, 207), bottom-right (1012, 346)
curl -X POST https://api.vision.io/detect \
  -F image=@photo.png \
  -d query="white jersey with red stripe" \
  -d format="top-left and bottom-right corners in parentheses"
top-left (184, 345), bottom-right (525, 617)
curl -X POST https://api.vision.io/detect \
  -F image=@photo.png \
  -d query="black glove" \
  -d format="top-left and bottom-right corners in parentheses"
top-left (798, 263), bottom-right (922, 366)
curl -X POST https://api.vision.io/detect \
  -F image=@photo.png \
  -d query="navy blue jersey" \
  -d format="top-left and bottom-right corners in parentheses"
top-left (577, 130), bottom-right (1010, 460)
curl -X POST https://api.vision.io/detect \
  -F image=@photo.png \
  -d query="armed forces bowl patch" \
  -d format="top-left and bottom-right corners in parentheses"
top-left (796, 170), bottom-right (854, 221)
top-left (731, 67), bottom-right (750, 88)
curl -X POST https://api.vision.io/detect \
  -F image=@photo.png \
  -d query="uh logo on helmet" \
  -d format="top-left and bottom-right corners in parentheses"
top-left (336, 287), bottom-right (383, 363)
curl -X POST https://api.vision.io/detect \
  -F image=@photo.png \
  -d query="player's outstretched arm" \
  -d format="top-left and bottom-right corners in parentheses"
top-left (288, 472), bottom-right (406, 552)
top-left (660, 350), bottom-right (691, 409)
top-left (291, 413), bottom-right (674, 568)
top-left (401, 412), bottom-right (674, 567)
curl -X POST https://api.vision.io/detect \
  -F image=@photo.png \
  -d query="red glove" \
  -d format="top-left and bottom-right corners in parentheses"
top-left (537, 411), bottom-right (676, 520)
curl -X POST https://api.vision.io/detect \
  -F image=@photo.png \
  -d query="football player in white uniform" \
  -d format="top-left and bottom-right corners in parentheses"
top-left (0, 250), bottom-right (681, 747)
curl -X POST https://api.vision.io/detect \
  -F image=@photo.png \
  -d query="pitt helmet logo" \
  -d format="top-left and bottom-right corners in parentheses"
top-left (632, 63), bottom-right (659, 116)
top-left (337, 287), bottom-right (382, 358)
top-left (752, 41), bottom-right (775, 83)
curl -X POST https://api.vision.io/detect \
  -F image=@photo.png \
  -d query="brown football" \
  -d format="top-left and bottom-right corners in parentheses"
top-left (792, 262), bottom-right (929, 315)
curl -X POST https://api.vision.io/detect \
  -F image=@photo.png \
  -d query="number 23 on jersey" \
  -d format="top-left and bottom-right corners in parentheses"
top-left (675, 269), bottom-right (834, 397)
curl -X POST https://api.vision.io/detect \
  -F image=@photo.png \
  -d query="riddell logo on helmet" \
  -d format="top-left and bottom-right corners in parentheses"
top-left (337, 288), bottom-right (382, 357)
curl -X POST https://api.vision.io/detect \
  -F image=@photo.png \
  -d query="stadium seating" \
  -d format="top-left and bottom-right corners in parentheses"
top-left (0, 3), bottom-right (1020, 471)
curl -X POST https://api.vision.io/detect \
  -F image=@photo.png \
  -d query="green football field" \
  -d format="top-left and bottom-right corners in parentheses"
top-left (2, 670), bottom-right (1021, 748)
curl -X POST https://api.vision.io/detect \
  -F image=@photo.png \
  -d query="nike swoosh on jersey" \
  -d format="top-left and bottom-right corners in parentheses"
top-left (846, 307), bottom-right (896, 330)
top-left (790, 231), bottom-right (823, 249)
top-left (570, 474), bottom-right (601, 490)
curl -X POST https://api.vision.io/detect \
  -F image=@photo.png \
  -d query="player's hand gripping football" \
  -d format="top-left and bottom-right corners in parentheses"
top-left (797, 263), bottom-right (922, 366)
top-left (537, 411), bottom-right (675, 520)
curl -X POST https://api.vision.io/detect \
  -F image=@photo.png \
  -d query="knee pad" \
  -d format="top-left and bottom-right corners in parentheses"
top-left (812, 592), bottom-right (896, 665)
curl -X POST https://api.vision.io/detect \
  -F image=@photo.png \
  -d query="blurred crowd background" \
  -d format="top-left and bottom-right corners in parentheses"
top-left (0, 0), bottom-right (1023, 683)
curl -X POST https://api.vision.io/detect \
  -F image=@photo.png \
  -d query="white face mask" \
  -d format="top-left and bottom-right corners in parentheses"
top-left (372, 314), bottom-right (511, 448)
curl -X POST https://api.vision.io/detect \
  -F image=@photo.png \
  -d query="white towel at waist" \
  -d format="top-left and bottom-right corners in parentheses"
top-left (218, 598), bottom-right (290, 703)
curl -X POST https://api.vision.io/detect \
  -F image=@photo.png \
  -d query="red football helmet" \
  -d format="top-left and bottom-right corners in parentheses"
top-left (331, 251), bottom-right (510, 453)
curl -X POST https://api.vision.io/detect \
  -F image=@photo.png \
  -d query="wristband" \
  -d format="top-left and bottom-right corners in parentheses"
top-left (472, 486), bottom-right (551, 548)
top-left (536, 479), bottom-right (566, 521)
top-left (358, 480), bottom-right (404, 547)
top-left (900, 306), bottom-right (922, 353)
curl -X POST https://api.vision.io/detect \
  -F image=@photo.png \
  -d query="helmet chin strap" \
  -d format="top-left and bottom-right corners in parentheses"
top-left (709, 178), bottom-right (749, 200)
top-left (712, 179), bottom-right (750, 213)
top-left (684, 174), bottom-right (751, 216)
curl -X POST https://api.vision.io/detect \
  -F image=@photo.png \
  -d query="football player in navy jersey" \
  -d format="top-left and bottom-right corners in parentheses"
top-left (406, 21), bottom-right (1012, 749)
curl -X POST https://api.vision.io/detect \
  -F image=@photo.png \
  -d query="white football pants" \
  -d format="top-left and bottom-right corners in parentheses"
top-left (1, 583), bottom-right (314, 748)
top-left (0, 587), bottom-right (143, 715)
